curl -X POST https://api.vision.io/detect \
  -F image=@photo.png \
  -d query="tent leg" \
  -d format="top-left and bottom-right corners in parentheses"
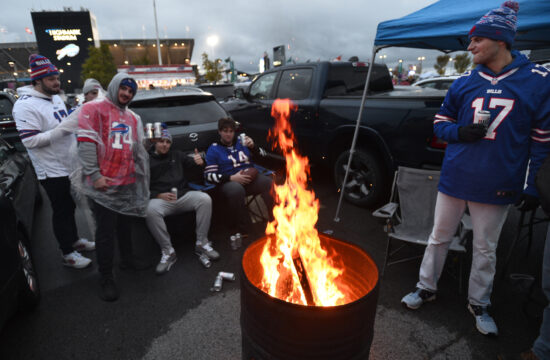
top-left (333, 46), bottom-right (380, 222)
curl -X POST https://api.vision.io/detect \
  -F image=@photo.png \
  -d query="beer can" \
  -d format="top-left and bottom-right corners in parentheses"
top-left (145, 123), bottom-right (153, 139)
top-left (198, 253), bottom-right (211, 268)
top-left (153, 122), bottom-right (162, 138)
top-left (477, 110), bottom-right (491, 127)
top-left (230, 235), bottom-right (238, 250)
top-left (239, 133), bottom-right (246, 146)
top-left (210, 274), bottom-right (223, 292)
top-left (219, 272), bottom-right (236, 281)
top-left (171, 187), bottom-right (178, 199)
top-left (235, 233), bottom-right (243, 248)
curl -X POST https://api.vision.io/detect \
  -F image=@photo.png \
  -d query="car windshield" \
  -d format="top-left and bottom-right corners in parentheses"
top-left (130, 96), bottom-right (227, 125)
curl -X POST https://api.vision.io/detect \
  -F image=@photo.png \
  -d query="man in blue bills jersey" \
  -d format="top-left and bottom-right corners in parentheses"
top-left (402, 1), bottom-right (550, 337)
top-left (204, 118), bottom-right (274, 241)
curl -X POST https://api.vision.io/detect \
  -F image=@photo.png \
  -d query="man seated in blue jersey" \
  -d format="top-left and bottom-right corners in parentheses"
top-left (146, 128), bottom-right (219, 275)
top-left (401, 1), bottom-right (550, 337)
top-left (204, 118), bottom-right (274, 241)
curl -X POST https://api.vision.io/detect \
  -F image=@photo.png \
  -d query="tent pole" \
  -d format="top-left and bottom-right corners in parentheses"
top-left (334, 46), bottom-right (380, 222)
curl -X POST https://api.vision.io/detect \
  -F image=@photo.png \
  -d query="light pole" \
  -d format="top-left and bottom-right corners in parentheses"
top-left (417, 56), bottom-right (425, 74)
top-left (379, 54), bottom-right (387, 63)
top-left (153, 0), bottom-right (162, 65)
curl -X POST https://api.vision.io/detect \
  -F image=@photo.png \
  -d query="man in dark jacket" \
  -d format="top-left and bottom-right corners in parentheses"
top-left (146, 128), bottom-right (219, 275)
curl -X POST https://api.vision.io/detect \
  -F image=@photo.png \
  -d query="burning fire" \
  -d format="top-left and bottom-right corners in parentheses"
top-left (259, 99), bottom-right (353, 306)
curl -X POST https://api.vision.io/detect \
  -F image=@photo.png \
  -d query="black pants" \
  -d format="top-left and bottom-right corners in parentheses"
top-left (40, 176), bottom-right (78, 255)
top-left (217, 174), bottom-right (274, 234)
top-left (92, 201), bottom-right (135, 277)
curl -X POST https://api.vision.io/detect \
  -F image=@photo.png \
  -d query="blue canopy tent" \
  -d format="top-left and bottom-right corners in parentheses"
top-left (375, 0), bottom-right (550, 51)
top-left (335, 0), bottom-right (550, 220)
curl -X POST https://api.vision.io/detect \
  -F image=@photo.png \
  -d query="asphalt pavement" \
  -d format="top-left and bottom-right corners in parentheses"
top-left (0, 165), bottom-right (547, 360)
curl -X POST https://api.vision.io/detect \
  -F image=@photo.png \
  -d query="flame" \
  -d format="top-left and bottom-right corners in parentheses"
top-left (259, 99), bottom-right (352, 306)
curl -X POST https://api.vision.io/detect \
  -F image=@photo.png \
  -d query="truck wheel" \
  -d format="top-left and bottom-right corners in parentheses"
top-left (333, 149), bottom-right (387, 208)
top-left (17, 237), bottom-right (40, 309)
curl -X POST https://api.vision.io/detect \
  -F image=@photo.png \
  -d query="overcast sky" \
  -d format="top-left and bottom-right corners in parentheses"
top-left (1, 0), bottom-right (454, 74)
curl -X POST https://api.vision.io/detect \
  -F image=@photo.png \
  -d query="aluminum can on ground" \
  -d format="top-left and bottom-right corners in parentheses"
top-left (211, 274), bottom-right (223, 291)
top-left (145, 123), bottom-right (153, 139)
top-left (235, 233), bottom-right (243, 248)
top-left (230, 235), bottom-right (239, 250)
top-left (153, 122), bottom-right (162, 138)
top-left (219, 272), bottom-right (236, 281)
top-left (198, 253), bottom-right (211, 268)
top-left (477, 110), bottom-right (491, 127)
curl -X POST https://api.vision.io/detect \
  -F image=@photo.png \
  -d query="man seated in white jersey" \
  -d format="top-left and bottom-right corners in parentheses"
top-left (13, 54), bottom-right (94, 269)
top-left (401, 1), bottom-right (550, 337)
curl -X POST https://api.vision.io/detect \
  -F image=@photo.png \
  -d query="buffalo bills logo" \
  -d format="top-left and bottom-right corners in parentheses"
top-left (111, 123), bottom-right (130, 136)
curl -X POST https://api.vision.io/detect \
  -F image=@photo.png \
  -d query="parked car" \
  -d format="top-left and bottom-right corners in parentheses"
top-left (197, 83), bottom-right (235, 102)
top-left (129, 87), bottom-right (229, 158)
top-left (0, 136), bottom-right (41, 330)
top-left (227, 61), bottom-right (448, 208)
top-left (413, 75), bottom-right (459, 90)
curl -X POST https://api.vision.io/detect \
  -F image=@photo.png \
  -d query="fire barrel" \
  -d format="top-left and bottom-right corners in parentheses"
top-left (241, 234), bottom-right (379, 360)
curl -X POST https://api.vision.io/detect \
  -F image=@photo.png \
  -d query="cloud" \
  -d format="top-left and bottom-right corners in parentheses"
top-left (5, 0), bottom-right (440, 73)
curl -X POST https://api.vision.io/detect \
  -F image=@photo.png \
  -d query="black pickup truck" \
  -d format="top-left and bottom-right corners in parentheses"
top-left (225, 61), bottom-right (448, 208)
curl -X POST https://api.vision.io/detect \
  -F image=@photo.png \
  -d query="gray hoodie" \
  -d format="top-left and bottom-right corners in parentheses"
top-left (106, 72), bottom-right (137, 109)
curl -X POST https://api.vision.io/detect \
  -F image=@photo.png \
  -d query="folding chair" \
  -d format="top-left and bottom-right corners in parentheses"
top-left (373, 166), bottom-right (471, 291)
top-left (245, 165), bottom-right (275, 224)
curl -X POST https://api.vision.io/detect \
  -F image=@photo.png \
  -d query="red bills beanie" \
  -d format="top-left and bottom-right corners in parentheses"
top-left (29, 54), bottom-right (59, 80)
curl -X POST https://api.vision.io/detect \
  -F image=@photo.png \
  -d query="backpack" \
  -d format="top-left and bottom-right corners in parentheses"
top-left (535, 153), bottom-right (550, 216)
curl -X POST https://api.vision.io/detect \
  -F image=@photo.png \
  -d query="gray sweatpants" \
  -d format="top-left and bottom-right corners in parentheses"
top-left (145, 191), bottom-right (212, 253)
top-left (417, 192), bottom-right (509, 306)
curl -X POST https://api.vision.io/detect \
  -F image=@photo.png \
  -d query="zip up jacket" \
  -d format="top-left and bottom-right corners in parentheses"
top-left (13, 86), bottom-right (74, 179)
top-left (149, 149), bottom-right (203, 199)
top-left (434, 51), bottom-right (550, 204)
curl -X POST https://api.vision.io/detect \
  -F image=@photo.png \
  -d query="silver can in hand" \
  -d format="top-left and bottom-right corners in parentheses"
top-left (153, 122), bottom-right (162, 138)
top-left (239, 133), bottom-right (246, 146)
top-left (171, 187), bottom-right (178, 199)
top-left (145, 123), bottom-right (153, 139)
top-left (477, 110), bottom-right (491, 128)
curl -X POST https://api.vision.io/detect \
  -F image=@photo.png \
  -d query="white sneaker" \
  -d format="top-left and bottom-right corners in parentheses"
top-left (195, 243), bottom-right (220, 260)
top-left (73, 238), bottom-right (95, 252)
top-left (468, 304), bottom-right (498, 336)
top-left (62, 251), bottom-right (92, 269)
top-left (155, 250), bottom-right (177, 275)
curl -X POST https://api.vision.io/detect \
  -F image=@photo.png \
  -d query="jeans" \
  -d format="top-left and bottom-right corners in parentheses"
top-left (533, 224), bottom-right (550, 360)
top-left (92, 201), bottom-right (135, 277)
top-left (40, 176), bottom-right (78, 255)
top-left (217, 174), bottom-right (274, 234)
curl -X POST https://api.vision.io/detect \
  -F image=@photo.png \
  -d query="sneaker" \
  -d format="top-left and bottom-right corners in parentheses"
top-left (156, 250), bottom-right (177, 275)
top-left (195, 243), bottom-right (220, 261)
top-left (72, 238), bottom-right (95, 252)
top-left (62, 251), bottom-right (92, 269)
top-left (401, 288), bottom-right (436, 310)
top-left (99, 276), bottom-right (119, 302)
top-left (468, 303), bottom-right (498, 336)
